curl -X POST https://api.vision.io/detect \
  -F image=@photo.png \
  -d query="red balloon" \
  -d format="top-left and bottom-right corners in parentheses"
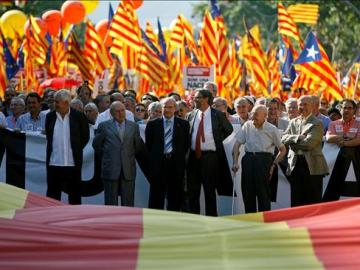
top-left (95, 19), bottom-right (112, 47)
top-left (24, 17), bottom-right (47, 38)
top-left (128, 0), bottom-right (143, 9)
top-left (61, 0), bottom-right (86, 24)
top-left (42, 10), bottom-right (61, 36)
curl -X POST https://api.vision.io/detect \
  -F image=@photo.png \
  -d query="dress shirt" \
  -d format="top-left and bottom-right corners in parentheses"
top-left (16, 111), bottom-right (46, 132)
top-left (236, 121), bottom-right (282, 153)
top-left (114, 120), bottom-right (126, 141)
top-left (49, 111), bottom-right (75, 167)
top-left (191, 107), bottom-right (216, 151)
top-left (315, 112), bottom-right (331, 133)
top-left (5, 115), bottom-right (19, 129)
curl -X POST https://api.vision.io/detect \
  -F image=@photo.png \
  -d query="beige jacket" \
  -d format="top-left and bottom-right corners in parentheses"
top-left (282, 114), bottom-right (329, 176)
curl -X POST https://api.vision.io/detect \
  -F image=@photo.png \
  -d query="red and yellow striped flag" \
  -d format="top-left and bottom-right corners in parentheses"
top-left (168, 15), bottom-right (184, 51)
top-left (136, 42), bottom-right (168, 86)
top-left (29, 15), bottom-right (50, 65)
top-left (199, 10), bottom-right (217, 66)
top-left (278, 2), bottom-right (302, 43)
top-left (145, 21), bottom-right (157, 46)
top-left (84, 20), bottom-right (113, 77)
top-left (68, 32), bottom-right (92, 81)
top-left (3, 183), bottom-right (360, 269)
top-left (267, 47), bottom-right (281, 97)
top-left (109, 1), bottom-right (142, 52)
top-left (287, 4), bottom-right (319, 25)
top-left (217, 23), bottom-right (230, 78)
top-left (243, 30), bottom-right (269, 97)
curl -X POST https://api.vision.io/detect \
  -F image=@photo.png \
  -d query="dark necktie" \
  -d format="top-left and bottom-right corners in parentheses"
top-left (195, 112), bottom-right (205, 158)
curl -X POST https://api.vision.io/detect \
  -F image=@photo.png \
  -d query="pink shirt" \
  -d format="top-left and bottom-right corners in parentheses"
top-left (327, 118), bottom-right (360, 139)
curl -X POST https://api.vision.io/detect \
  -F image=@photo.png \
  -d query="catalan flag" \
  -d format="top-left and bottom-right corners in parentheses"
top-left (109, 1), bottom-right (142, 52)
top-left (267, 46), bottom-right (281, 96)
top-left (199, 10), bottom-right (217, 66)
top-left (168, 15), bottom-right (184, 51)
top-left (84, 20), bottom-right (112, 77)
top-left (67, 32), bottom-right (92, 81)
top-left (294, 32), bottom-right (343, 100)
top-left (2, 183), bottom-right (360, 269)
top-left (278, 2), bottom-right (302, 43)
top-left (145, 21), bottom-right (157, 46)
top-left (136, 41), bottom-right (168, 86)
top-left (243, 29), bottom-right (269, 97)
top-left (287, 4), bottom-right (319, 25)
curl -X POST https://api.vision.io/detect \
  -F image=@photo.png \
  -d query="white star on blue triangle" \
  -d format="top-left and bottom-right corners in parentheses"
top-left (294, 32), bottom-right (322, 64)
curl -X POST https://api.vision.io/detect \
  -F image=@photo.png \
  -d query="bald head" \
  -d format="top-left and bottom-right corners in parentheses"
top-left (110, 101), bottom-right (126, 123)
top-left (252, 104), bottom-right (268, 128)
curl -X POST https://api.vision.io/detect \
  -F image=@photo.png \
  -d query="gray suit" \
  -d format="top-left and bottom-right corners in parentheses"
top-left (282, 114), bottom-right (329, 206)
top-left (92, 119), bottom-right (143, 206)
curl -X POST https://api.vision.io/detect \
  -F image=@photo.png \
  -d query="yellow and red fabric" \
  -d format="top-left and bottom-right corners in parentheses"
top-left (2, 183), bottom-right (360, 269)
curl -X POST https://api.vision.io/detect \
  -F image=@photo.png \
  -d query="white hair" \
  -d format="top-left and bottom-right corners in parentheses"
top-left (84, 102), bottom-right (98, 113)
top-left (54, 89), bottom-right (71, 103)
top-left (147, 101), bottom-right (161, 113)
top-left (70, 99), bottom-right (84, 109)
top-left (11, 97), bottom-right (25, 107)
top-left (252, 104), bottom-right (268, 116)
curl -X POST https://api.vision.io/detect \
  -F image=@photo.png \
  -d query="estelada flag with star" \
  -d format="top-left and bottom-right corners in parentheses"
top-left (294, 32), bottom-right (343, 100)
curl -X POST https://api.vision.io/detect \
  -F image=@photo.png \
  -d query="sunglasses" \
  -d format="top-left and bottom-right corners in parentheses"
top-left (136, 108), bottom-right (146, 112)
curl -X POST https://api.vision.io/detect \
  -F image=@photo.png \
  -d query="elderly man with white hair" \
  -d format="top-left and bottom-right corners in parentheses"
top-left (285, 98), bottom-right (300, 120)
top-left (232, 104), bottom-right (286, 213)
top-left (45, 89), bottom-right (89, 205)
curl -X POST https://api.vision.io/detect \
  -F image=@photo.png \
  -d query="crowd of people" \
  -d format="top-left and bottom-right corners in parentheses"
top-left (0, 83), bottom-right (360, 216)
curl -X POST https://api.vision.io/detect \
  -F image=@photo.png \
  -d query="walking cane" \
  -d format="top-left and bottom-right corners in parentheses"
top-left (231, 171), bottom-right (237, 216)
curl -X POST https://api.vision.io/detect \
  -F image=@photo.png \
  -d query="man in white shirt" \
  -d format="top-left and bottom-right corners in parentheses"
top-left (45, 90), bottom-right (89, 204)
top-left (186, 89), bottom-right (233, 216)
top-left (232, 105), bottom-right (286, 213)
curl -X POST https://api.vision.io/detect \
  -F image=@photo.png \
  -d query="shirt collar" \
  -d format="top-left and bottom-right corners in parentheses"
top-left (163, 116), bottom-right (174, 124)
top-left (56, 109), bottom-right (70, 120)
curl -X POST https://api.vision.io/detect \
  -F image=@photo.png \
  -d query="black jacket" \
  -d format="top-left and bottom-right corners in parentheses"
top-left (45, 108), bottom-right (89, 168)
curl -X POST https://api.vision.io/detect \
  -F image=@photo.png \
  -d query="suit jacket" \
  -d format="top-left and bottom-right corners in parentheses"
top-left (282, 114), bottom-right (329, 176)
top-left (92, 119), bottom-right (143, 181)
top-left (45, 108), bottom-right (89, 168)
top-left (145, 117), bottom-right (190, 182)
top-left (187, 108), bottom-right (234, 195)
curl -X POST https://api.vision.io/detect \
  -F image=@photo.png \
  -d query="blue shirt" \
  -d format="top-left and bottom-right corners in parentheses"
top-left (16, 111), bottom-right (46, 132)
top-left (316, 113), bottom-right (331, 134)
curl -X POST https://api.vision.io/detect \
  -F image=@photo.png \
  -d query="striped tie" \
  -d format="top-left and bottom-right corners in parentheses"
top-left (164, 120), bottom-right (173, 154)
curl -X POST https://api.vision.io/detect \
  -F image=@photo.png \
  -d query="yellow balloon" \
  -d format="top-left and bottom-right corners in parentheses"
top-left (0, 10), bottom-right (27, 39)
top-left (80, 0), bottom-right (99, 15)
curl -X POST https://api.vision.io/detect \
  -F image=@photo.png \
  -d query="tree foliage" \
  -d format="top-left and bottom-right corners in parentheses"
top-left (192, 0), bottom-right (360, 69)
top-left (0, 1), bottom-right (64, 17)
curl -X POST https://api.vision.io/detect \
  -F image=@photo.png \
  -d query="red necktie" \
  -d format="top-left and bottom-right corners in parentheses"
top-left (195, 112), bottom-right (205, 158)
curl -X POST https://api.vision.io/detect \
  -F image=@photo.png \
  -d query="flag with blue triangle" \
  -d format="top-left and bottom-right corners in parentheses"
top-left (294, 32), bottom-right (322, 64)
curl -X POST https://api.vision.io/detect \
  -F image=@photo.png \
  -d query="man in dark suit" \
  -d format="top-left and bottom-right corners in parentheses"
top-left (145, 97), bottom-right (190, 211)
top-left (92, 101), bottom-right (143, 206)
top-left (186, 89), bottom-right (233, 216)
top-left (45, 89), bottom-right (89, 204)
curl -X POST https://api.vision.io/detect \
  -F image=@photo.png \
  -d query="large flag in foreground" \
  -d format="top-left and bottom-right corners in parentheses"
top-left (1, 182), bottom-right (360, 269)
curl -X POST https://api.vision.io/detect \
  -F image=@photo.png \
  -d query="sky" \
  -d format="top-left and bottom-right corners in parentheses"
top-left (88, 1), bottom-right (206, 31)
